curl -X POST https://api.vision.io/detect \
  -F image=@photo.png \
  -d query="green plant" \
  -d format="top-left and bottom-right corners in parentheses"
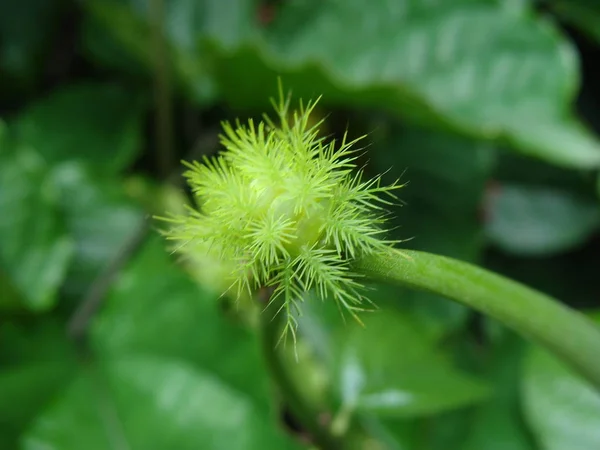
top-left (160, 86), bottom-right (402, 341)
top-left (160, 88), bottom-right (600, 447)
top-left (3, 1), bottom-right (600, 449)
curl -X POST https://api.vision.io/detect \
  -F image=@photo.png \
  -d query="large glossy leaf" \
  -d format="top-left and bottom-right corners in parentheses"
top-left (486, 184), bottom-right (600, 256)
top-left (86, 0), bottom-right (600, 168)
top-left (0, 140), bottom-right (74, 311)
top-left (224, 0), bottom-right (600, 169)
top-left (522, 314), bottom-right (600, 450)
top-left (15, 82), bottom-right (146, 175)
top-left (23, 237), bottom-right (303, 449)
top-left (22, 357), bottom-right (302, 450)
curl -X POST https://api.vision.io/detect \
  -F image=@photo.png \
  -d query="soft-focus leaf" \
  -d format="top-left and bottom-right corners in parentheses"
top-left (522, 314), bottom-right (600, 450)
top-left (224, 0), bottom-right (599, 168)
top-left (91, 236), bottom-right (272, 409)
top-left (23, 357), bottom-right (302, 450)
top-left (0, 0), bottom-right (62, 92)
top-left (5, 2), bottom-right (600, 448)
top-left (462, 332), bottom-right (534, 450)
top-left (51, 163), bottom-right (145, 298)
top-left (86, 0), bottom-right (600, 168)
top-left (365, 411), bottom-right (474, 450)
top-left (300, 300), bottom-right (489, 419)
top-left (82, 0), bottom-right (222, 102)
top-left (500, 0), bottom-right (529, 15)
top-left (0, 269), bottom-right (22, 310)
top-left (0, 365), bottom-right (71, 449)
top-left (370, 330), bottom-right (533, 450)
top-left (0, 115), bottom-right (144, 308)
top-left (551, 1), bottom-right (600, 43)
top-left (0, 144), bottom-right (74, 311)
top-left (335, 314), bottom-right (489, 417)
top-left (0, 320), bottom-right (77, 448)
top-left (419, 412), bottom-right (475, 450)
top-left (364, 283), bottom-right (469, 345)
top-left (486, 184), bottom-right (600, 256)
top-left (16, 82), bottom-right (145, 175)
top-left (22, 237), bottom-right (303, 449)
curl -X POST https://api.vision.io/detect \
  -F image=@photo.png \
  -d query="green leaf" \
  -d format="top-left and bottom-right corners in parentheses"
top-left (91, 236), bottom-right (273, 409)
top-left (551, 1), bottom-right (600, 43)
top-left (23, 237), bottom-right (303, 449)
top-left (522, 314), bottom-right (600, 450)
top-left (500, 0), bottom-right (530, 15)
top-left (51, 163), bottom-right (145, 298)
top-left (82, 0), bottom-right (220, 102)
top-left (0, 320), bottom-right (77, 448)
top-left (86, 0), bottom-right (600, 168)
top-left (486, 184), bottom-right (600, 256)
top-left (15, 82), bottom-right (146, 175)
top-left (336, 313), bottom-right (489, 417)
top-left (363, 410), bottom-right (474, 450)
top-left (0, 144), bottom-right (74, 311)
top-left (0, 0), bottom-right (62, 92)
top-left (301, 300), bottom-right (489, 419)
top-left (23, 357), bottom-right (303, 450)
top-left (462, 332), bottom-right (534, 450)
top-left (0, 269), bottom-right (21, 310)
top-left (364, 283), bottom-right (470, 345)
top-left (0, 124), bottom-right (144, 308)
top-left (221, 0), bottom-right (598, 168)
top-left (0, 365), bottom-right (71, 448)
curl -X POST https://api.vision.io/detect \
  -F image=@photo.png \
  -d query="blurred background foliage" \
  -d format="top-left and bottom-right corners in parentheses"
top-left (1, 0), bottom-right (600, 449)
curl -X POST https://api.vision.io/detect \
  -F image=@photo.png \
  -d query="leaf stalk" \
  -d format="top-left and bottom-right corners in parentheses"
top-left (354, 248), bottom-right (600, 390)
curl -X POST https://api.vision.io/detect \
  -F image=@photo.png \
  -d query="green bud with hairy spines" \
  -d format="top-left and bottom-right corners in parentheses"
top-left (159, 84), bottom-right (403, 341)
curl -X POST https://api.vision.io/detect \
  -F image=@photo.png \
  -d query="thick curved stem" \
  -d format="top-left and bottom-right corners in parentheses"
top-left (259, 292), bottom-right (343, 449)
top-left (354, 248), bottom-right (600, 391)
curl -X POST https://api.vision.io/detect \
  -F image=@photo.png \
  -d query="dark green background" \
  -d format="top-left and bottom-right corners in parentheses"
top-left (1, 0), bottom-right (599, 449)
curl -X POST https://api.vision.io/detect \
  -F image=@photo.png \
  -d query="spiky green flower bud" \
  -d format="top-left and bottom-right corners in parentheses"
top-left (161, 86), bottom-right (402, 339)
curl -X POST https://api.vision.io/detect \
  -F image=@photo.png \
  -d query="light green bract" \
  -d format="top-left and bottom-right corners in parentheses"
top-left (162, 88), bottom-right (402, 339)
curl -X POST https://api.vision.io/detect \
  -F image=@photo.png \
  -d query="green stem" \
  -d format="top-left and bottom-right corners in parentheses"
top-left (150, 0), bottom-right (174, 179)
top-left (260, 295), bottom-right (343, 450)
top-left (354, 248), bottom-right (600, 390)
